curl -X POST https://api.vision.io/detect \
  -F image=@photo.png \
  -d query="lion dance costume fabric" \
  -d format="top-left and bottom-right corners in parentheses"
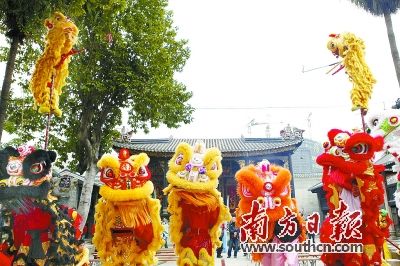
top-left (317, 129), bottom-right (390, 265)
top-left (235, 160), bottom-right (306, 266)
top-left (327, 32), bottom-right (376, 111)
top-left (93, 148), bottom-right (163, 266)
top-left (30, 12), bottom-right (79, 117)
top-left (0, 145), bottom-right (89, 266)
top-left (163, 142), bottom-right (231, 266)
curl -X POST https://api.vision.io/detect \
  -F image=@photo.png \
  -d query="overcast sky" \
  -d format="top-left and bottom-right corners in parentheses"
top-left (132, 0), bottom-right (400, 143)
top-left (2, 0), bottom-right (400, 144)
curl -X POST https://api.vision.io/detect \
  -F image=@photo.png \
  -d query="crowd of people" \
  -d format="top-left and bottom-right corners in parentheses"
top-left (216, 217), bottom-right (243, 259)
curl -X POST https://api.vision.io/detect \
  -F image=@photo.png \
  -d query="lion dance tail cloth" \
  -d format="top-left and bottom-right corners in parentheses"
top-left (93, 148), bottom-right (163, 266)
top-left (29, 12), bottom-right (79, 117)
top-left (317, 129), bottom-right (390, 265)
top-left (327, 32), bottom-right (376, 112)
top-left (163, 142), bottom-right (231, 266)
top-left (0, 145), bottom-right (89, 266)
top-left (235, 160), bottom-right (306, 266)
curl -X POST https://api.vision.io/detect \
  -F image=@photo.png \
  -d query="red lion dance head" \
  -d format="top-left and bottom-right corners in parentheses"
top-left (317, 129), bottom-right (389, 265)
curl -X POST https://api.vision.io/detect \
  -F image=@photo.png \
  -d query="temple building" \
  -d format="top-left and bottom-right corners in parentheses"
top-left (52, 126), bottom-right (325, 238)
top-left (112, 126), bottom-right (305, 217)
top-left (291, 139), bottom-right (323, 216)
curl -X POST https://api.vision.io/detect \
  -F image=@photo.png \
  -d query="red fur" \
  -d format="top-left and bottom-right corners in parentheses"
top-left (180, 202), bottom-right (219, 256)
top-left (318, 130), bottom-right (388, 265)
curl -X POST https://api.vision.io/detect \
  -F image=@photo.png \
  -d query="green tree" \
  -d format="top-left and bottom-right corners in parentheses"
top-left (0, 0), bottom-right (85, 142)
top-left (348, 0), bottom-right (400, 90)
top-left (5, 0), bottom-right (193, 229)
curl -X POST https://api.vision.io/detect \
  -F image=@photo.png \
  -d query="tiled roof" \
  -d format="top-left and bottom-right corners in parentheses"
top-left (113, 137), bottom-right (303, 158)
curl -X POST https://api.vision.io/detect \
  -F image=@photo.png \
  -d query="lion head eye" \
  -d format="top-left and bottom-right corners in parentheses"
top-left (389, 116), bottom-right (400, 127)
top-left (104, 168), bottom-right (115, 179)
top-left (30, 162), bottom-right (45, 174)
top-left (16, 177), bottom-right (24, 186)
top-left (138, 166), bottom-right (147, 176)
top-left (273, 197), bottom-right (282, 207)
top-left (175, 154), bottom-right (183, 165)
top-left (241, 184), bottom-right (253, 198)
top-left (351, 143), bottom-right (369, 154)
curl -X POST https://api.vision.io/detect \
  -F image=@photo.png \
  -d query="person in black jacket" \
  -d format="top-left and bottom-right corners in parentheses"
top-left (227, 217), bottom-right (239, 258)
top-left (216, 223), bottom-right (225, 258)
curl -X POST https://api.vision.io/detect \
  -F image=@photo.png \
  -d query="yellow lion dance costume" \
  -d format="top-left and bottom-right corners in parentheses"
top-left (30, 12), bottom-right (79, 117)
top-left (93, 148), bottom-right (163, 266)
top-left (163, 142), bottom-right (231, 266)
top-left (327, 32), bottom-right (376, 111)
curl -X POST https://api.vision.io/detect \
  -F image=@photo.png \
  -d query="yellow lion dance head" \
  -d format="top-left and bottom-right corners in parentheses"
top-left (93, 148), bottom-right (163, 266)
top-left (165, 141), bottom-right (223, 192)
top-left (163, 142), bottom-right (231, 266)
top-left (30, 12), bottom-right (79, 117)
top-left (327, 32), bottom-right (375, 112)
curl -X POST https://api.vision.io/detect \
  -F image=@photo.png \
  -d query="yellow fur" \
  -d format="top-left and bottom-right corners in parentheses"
top-left (164, 142), bottom-right (231, 266)
top-left (97, 154), bottom-right (120, 177)
top-left (164, 173), bottom-right (219, 193)
top-left (99, 181), bottom-right (154, 201)
top-left (177, 248), bottom-right (214, 266)
top-left (94, 151), bottom-right (162, 265)
top-left (30, 12), bottom-right (78, 117)
top-left (327, 32), bottom-right (375, 111)
top-left (93, 197), bottom-right (163, 265)
top-left (131, 153), bottom-right (150, 169)
top-left (168, 142), bottom-right (193, 173)
top-left (203, 148), bottom-right (223, 180)
top-left (75, 247), bottom-right (90, 266)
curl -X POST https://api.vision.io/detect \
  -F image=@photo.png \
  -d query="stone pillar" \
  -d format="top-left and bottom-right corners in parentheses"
top-left (383, 173), bottom-right (395, 235)
top-left (159, 160), bottom-right (169, 217)
top-left (287, 156), bottom-right (296, 198)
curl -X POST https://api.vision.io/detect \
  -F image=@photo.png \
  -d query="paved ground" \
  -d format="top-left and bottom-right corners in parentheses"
top-left (88, 236), bottom-right (400, 265)
top-left (158, 250), bottom-right (254, 266)
top-left (158, 249), bottom-right (324, 266)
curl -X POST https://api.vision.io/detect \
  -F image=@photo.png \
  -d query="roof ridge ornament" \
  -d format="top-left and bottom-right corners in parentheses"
top-left (120, 125), bottom-right (134, 142)
top-left (280, 124), bottom-right (305, 140)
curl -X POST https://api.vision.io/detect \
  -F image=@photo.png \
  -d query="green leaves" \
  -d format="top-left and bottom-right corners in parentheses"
top-left (4, 0), bottom-right (193, 173)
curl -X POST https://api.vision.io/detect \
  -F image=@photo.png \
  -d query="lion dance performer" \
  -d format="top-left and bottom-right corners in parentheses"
top-left (0, 145), bottom-right (89, 266)
top-left (317, 129), bottom-right (390, 265)
top-left (327, 32), bottom-right (376, 112)
top-left (93, 148), bottom-right (163, 266)
top-left (30, 12), bottom-right (79, 117)
top-left (235, 159), bottom-right (306, 266)
top-left (163, 142), bottom-right (231, 266)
